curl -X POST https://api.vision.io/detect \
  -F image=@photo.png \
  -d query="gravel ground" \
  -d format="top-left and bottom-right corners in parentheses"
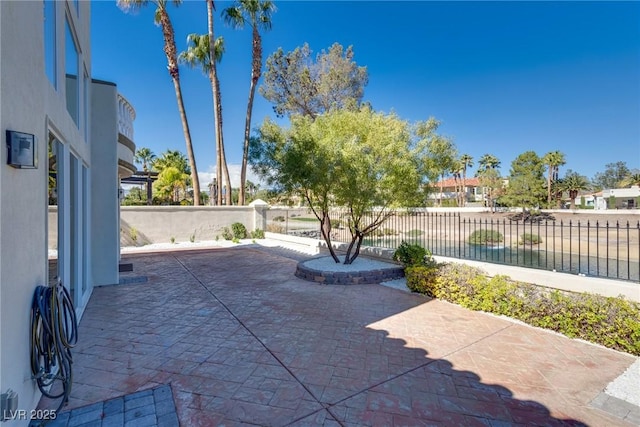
top-left (302, 255), bottom-right (400, 272)
top-left (605, 358), bottom-right (640, 407)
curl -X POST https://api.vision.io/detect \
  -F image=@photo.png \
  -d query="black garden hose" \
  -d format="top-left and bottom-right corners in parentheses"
top-left (30, 279), bottom-right (78, 418)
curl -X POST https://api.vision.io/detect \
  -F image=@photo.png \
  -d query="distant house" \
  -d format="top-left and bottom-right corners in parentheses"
top-left (598, 186), bottom-right (640, 210)
top-left (430, 177), bottom-right (484, 203)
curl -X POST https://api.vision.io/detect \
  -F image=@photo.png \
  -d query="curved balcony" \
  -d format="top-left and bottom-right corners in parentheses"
top-left (117, 93), bottom-right (137, 178)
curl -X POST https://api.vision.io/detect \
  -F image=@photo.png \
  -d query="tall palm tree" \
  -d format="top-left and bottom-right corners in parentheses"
top-left (134, 147), bottom-right (156, 172)
top-left (476, 154), bottom-right (500, 211)
top-left (449, 162), bottom-right (462, 207)
top-left (561, 172), bottom-right (590, 210)
top-left (543, 151), bottom-right (566, 206)
top-left (118, 0), bottom-right (202, 205)
top-left (223, 0), bottom-right (276, 205)
top-left (477, 153), bottom-right (500, 172)
top-left (178, 29), bottom-right (232, 206)
top-left (459, 153), bottom-right (473, 206)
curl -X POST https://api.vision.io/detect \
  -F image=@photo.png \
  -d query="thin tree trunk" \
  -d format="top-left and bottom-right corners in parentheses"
top-left (462, 169), bottom-right (467, 207)
top-left (160, 8), bottom-right (200, 205)
top-left (207, 0), bottom-right (231, 206)
top-left (547, 166), bottom-right (552, 206)
top-left (239, 28), bottom-right (262, 206)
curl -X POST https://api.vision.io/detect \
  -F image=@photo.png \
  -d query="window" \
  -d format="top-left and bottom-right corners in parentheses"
top-left (65, 18), bottom-right (79, 126)
top-left (83, 66), bottom-right (89, 142)
top-left (44, 0), bottom-right (56, 88)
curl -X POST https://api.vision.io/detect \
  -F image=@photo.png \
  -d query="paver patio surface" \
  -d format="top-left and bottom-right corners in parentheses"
top-left (41, 246), bottom-right (636, 426)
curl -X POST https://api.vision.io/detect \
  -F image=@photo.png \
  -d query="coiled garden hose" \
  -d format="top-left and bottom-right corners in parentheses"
top-left (30, 279), bottom-right (78, 418)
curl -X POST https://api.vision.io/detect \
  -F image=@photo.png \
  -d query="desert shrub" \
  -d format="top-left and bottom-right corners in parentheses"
top-left (231, 222), bottom-right (247, 239)
top-left (331, 219), bottom-right (342, 228)
top-left (393, 241), bottom-right (427, 267)
top-left (468, 229), bottom-right (504, 245)
top-left (251, 229), bottom-right (265, 239)
top-left (221, 227), bottom-right (233, 240)
top-left (405, 265), bottom-right (440, 295)
top-left (405, 263), bottom-right (640, 355)
top-left (273, 215), bottom-right (285, 222)
top-left (519, 233), bottom-right (542, 245)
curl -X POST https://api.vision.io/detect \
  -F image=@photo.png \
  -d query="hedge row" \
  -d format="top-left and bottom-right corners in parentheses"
top-left (405, 263), bottom-right (640, 356)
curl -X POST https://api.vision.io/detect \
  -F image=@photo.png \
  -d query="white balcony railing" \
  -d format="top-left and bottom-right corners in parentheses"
top-left (117, 94), bottom-right (136, 141)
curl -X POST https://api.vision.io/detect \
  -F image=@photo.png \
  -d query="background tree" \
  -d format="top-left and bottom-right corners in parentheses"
top-left (154, 166), bottom-right (189, 203)
top-left (619, 171), bottom-right (640, 188)
top-left (152, 149), bottom-right (191, 176)
top-left (542, 150), bottom-right (566, 206)
top-left (592, 161), bottom-right (631, 190)
top-left (223, 0), bottom-right (276, 206)
top-left (416, 118), bottom-right (457, 207)
top-left (477, 168), bottom-right (504, 213)
top-left (476, 154), bottom-right (501, 210)
top-left (459, 153), bottom-right (473, 206)
top-left (118, 0), bottom-right (202, 205)
top-left (259, 42), bottom-right (368, 119)
top-left (501, 151), bottom-right (546, 211)
top-left (253, 107), bottom-right (424, 264)
top-left (179, 28), bottom-right (232, 206)
top-left (561, 170), bottom-right (590, 210)
top-left (134, 147), bottom-right (157, 172)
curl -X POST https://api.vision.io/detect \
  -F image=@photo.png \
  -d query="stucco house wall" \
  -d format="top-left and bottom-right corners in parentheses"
top-left (0, 2), bottom-right (128, 423)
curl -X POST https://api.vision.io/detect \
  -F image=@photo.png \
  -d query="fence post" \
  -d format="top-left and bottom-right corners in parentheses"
top-left (250, 200), bottom-right (269, 232)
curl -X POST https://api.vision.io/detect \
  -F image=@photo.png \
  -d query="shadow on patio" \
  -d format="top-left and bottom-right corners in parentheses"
top-left (39, 246), bottom-right (635, 426)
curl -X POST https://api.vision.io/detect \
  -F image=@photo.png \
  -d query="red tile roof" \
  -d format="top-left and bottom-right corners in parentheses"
top-left (434, 177), bottom-right (481, 187)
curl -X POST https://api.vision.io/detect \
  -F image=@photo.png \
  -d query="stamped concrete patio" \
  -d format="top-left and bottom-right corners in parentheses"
top-left (42, 245), bottom-right (637, 426)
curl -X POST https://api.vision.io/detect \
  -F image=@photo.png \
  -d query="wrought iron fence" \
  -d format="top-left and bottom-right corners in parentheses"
top-left (267, 208), bottom-right (640, 282)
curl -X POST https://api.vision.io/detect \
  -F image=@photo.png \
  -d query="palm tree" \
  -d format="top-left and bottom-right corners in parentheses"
top-left (134, 147), bottom-right (156, 172)
top-left (459, 154), bottom-right (473, 206)
top-left (450, 162), bottom-right (462, 207)
top-left (561, 171), bottom-right (590, 210)
top-left (117, 0), bottom-right (202, 205)
top-left (179, 29), bottom-right (232, 206)
top-left (543, 151), bottom-right (566, 206)
top-left (477, 153), bottom-right (500, 172)
top-left (223, 0), bottom-right (276, 205)
top-left (620, 172), bottom-right (640, 188)
top-left (476, 154), bottom-right (500, 211)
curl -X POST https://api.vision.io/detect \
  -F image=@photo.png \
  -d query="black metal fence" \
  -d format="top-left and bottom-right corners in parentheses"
top-left (267, 209), bottom-right (640, 282)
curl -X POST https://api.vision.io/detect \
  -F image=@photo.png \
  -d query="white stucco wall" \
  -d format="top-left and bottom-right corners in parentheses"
top-left (120, 206), bottom-right (265, 245)
top-left (90, 81), bottom-right (119, 286)
top-left (1, 1), bottom-right (92, 424)
top-left (0, 3), bottom-right (48, 421)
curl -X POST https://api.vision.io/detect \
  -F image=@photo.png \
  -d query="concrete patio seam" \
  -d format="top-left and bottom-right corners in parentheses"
top-left (172, 254), bottom-right (346, 427)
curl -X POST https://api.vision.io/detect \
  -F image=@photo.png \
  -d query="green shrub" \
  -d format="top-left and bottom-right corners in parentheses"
top-left (273, 215), bottom-right (285, 222)
top-left (251, 229), bottom-right (265, 239)
top-left (231, 222), bottom-right (247, 239)
top-left (405, 265), bottom-right (440, 295)
top-left (221, 227), bottom-right (233, 240)
top-left (519, 233), bottom-right (542, 245)
top-left (393, 241), bottom-right (427, 266)
top-left (405, 263), bottom-right (640, 355)
top-left (468, 229), bottom-right (504, 245)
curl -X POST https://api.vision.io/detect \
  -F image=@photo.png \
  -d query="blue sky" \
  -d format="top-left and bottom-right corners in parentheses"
top-left (91, 1), bottom-right (640, 187)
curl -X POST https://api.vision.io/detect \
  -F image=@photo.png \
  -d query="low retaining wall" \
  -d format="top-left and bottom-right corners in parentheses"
top-left (120, 205), bottom-right (268, 245)
top-left (295, 262), bottom-right (404, 285)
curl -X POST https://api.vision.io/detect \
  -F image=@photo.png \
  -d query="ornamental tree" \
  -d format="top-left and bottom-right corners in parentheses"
top-left (252, 107), bottom-right (425, 264)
